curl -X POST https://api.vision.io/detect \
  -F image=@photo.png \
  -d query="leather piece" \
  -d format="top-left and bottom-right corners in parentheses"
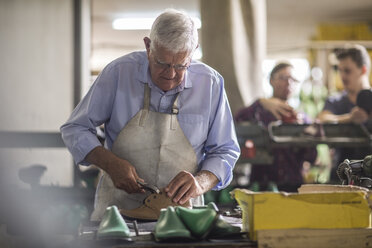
top-left (97, 205), bottom-right (131, 240)
top-left (120, 189), bottom-right (191, 221)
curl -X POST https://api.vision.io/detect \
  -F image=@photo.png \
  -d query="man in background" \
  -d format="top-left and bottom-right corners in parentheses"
top-left (235, 62), bottom-right (317, 192)
top-left (318, 44), bottom-right (372, 182)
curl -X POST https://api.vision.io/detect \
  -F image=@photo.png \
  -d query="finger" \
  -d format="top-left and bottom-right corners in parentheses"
top-left (132, 169), bottom-right (144, 182)
top-left (179, 194), bottom-right (192, 205)
top-left (278, 107), bottom-right (292, 117)
top-left (165, 172), bottom-right (186, 196)
top-left (172, 183), bottom-right (192, 203)
top-left (271, 110), bottom-right (282, 120)
top-left (178, 186), bottom-right (194, 205)
top-left (128, 167), bottom-right (146, 191)
top-left (127, 173), bottom-right (145, 193)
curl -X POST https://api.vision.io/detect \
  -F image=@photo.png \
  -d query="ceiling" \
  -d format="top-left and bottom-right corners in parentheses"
top-left (91, 0), bottom-right (372, 71)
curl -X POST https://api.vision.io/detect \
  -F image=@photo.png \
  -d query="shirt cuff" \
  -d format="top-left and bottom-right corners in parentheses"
top-left (200, 156), bottom-right (233, 191)
top-left (71, 134), bottom-right (102, 165)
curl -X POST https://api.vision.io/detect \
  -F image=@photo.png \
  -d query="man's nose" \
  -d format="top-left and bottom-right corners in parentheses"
top-left (164, 66), bottom-right (176, 78)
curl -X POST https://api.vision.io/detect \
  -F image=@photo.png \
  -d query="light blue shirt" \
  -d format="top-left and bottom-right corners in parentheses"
top-left (60, 51), bottom-right (240, 190)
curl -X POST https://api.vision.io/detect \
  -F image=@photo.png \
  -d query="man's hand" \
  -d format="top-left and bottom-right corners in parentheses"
top-left (105, 160), bottom-right (145, 194)
top-left (318, 107), bottom-right (369, 124)
top-left (85, 146), bottom-right (145, 194)
top-left (259, 98), bottom-right (295, 120)
top-left (350, 106), bottom-right (369, 124)
top-left (164, 170), bottom-right (218, 205)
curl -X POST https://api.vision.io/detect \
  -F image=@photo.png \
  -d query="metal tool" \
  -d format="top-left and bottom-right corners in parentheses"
top-left (137, 180), bottom-right (160, 194)
top-left (337, 155), bottom-right (372, 189)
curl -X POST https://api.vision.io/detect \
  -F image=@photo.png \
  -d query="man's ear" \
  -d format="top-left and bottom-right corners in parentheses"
top-left (361, 65), bottom-right (368, 75)
top-left (143, 37), bottom-right (151, 54)
top-left (269, 78), bottom-right (274, 87)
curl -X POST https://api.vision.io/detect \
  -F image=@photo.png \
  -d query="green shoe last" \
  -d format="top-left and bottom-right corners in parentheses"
top-left (176, 206), bottom-right (217, 238)
top-left (97, 205), bottom-right (131, 240)
top-left (154, 206), bottom-right (193, 241)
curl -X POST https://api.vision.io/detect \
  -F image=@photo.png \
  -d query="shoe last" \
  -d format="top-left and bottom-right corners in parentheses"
top-left (97, 205), bottom-right (131, 240)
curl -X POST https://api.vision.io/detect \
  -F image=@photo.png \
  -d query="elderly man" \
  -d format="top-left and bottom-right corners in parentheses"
top-left (61, 9), bottom-right (240, 220)
top-left (318, 44), bottom-right (372, 182)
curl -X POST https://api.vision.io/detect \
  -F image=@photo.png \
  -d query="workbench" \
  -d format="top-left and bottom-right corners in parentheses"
top-left (66, 216), bottom-right (256, 248)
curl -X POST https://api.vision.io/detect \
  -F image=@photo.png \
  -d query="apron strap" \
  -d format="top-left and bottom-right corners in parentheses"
top-left (171, 93), bottom-right (180, 115)
top-left (140, 84), bottom-right (180, 130)
top-left (170, 93), bottom-right (180, 130)
top-left (139, 84), bottom-right (151, 127)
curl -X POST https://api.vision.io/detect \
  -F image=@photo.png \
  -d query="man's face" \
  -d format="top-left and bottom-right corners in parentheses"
top-left (270, 66), bottom-right (297, 101)
top-left (338, 57), bottom-right (364, 93)
top-left (145, 40), bottom-right (190, 92)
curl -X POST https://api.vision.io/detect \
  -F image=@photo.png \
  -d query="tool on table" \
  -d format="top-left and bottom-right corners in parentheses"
top-left (337, 155), bottom-right (372, 189)
top-left (136, 180), bottom-right (160, 194)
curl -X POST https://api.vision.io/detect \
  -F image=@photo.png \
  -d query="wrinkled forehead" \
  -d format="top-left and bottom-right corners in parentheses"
top-left (152, 46), bottom-right (191, 64)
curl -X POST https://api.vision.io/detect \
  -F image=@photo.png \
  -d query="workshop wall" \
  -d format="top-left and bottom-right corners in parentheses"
top-left (0, 0), bottom-right (74, 187)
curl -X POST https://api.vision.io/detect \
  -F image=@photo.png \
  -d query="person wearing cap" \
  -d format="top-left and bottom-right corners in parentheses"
top-left (235, 62), bottom-right (317, 192)
top-left (60, 9), bottom-right (240, 220)
top-left (317, 44), bottom-right (372, 182)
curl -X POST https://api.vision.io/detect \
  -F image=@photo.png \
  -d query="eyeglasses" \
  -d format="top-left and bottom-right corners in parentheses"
top-left (275, 75), bottom-right (298, 82)
top-left (153, 56), bottom-right (190, 72)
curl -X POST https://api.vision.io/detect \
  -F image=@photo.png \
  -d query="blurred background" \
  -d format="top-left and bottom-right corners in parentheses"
top-left (0, 0), bottom-right (372, 246)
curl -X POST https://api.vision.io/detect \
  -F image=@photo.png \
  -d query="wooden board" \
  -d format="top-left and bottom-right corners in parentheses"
top-left (257, 228), bottom-right (372, 248)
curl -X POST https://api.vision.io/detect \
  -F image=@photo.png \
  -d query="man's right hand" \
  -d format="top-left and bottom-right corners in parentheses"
top-left (106, 159), bottom-right (145, 194)
top-left (259, 98), bottom-right (295, 120)
top-left (85, 146), bottom-right (145, 194)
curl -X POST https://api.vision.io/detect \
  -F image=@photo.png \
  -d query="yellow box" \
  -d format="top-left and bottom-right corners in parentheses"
top-left (233, 188), bottom-right (371, 241)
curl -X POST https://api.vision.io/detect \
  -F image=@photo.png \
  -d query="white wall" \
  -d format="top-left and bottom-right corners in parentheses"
top-left (0, 0), bottom-right (74, 188)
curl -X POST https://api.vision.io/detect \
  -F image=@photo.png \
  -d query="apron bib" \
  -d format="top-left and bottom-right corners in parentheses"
top-left (91, 84), bottom-right (203, 220)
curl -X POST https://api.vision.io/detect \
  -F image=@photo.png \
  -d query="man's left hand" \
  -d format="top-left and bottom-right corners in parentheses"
top-left (165, 170), bottom-right (218, 205)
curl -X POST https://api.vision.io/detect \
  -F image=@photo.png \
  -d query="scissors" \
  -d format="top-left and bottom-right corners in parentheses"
top-left (136, 180), bottom-right (160, 194)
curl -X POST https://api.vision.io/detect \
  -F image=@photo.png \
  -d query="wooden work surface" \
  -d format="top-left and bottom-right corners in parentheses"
top-left (257, 228), bottom-right (372, 248)
top-left (68, 239), bottom-right (256, 248)
top-left (67, 217), bottom-right (256, 248)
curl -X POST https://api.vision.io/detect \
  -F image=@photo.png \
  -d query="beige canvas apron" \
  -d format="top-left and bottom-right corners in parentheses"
top-left (91, 84), bottom-right (203, 220)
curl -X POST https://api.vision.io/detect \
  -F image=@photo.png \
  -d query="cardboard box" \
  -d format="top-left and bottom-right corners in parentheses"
top-left (233, 188), bottom-right (371, 241)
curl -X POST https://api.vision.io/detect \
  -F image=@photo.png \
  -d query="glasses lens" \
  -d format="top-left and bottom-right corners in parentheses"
top-left (154, 56), bottom-right (189, 72)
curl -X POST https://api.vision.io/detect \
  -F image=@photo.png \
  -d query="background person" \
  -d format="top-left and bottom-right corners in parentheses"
top-left (317, 44), bottom-right (372, 182)
top-left (235, 62), bottom-right (317, 192)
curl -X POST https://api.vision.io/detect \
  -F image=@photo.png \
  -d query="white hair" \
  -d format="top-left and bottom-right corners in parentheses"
top-left (149, 9), bottom-right (198, 55)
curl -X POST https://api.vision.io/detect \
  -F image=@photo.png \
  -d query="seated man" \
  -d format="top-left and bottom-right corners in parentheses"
top-left (235, 62), bottom-right (317, 192)
top-left (317, 44), bottom-right (372, 182)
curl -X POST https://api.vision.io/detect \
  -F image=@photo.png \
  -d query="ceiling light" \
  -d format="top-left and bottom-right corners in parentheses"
top-left (112, 17), bottom-right (201, 30)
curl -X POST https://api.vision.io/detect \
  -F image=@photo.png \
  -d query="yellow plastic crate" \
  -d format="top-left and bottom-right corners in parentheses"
top-left (233, 188), bottom-right (371, 241)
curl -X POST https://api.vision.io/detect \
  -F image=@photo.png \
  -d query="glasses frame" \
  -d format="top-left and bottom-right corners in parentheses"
top-left (153, 56), bottom-right (190, 72)
top-left (274, 75), bottom-right (298, 83)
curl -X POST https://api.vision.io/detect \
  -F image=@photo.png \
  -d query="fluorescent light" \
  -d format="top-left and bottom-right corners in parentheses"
top-left (112, 17), bottom-right (201, 30)
top-left (112, 18), bottom-right (155, 30)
